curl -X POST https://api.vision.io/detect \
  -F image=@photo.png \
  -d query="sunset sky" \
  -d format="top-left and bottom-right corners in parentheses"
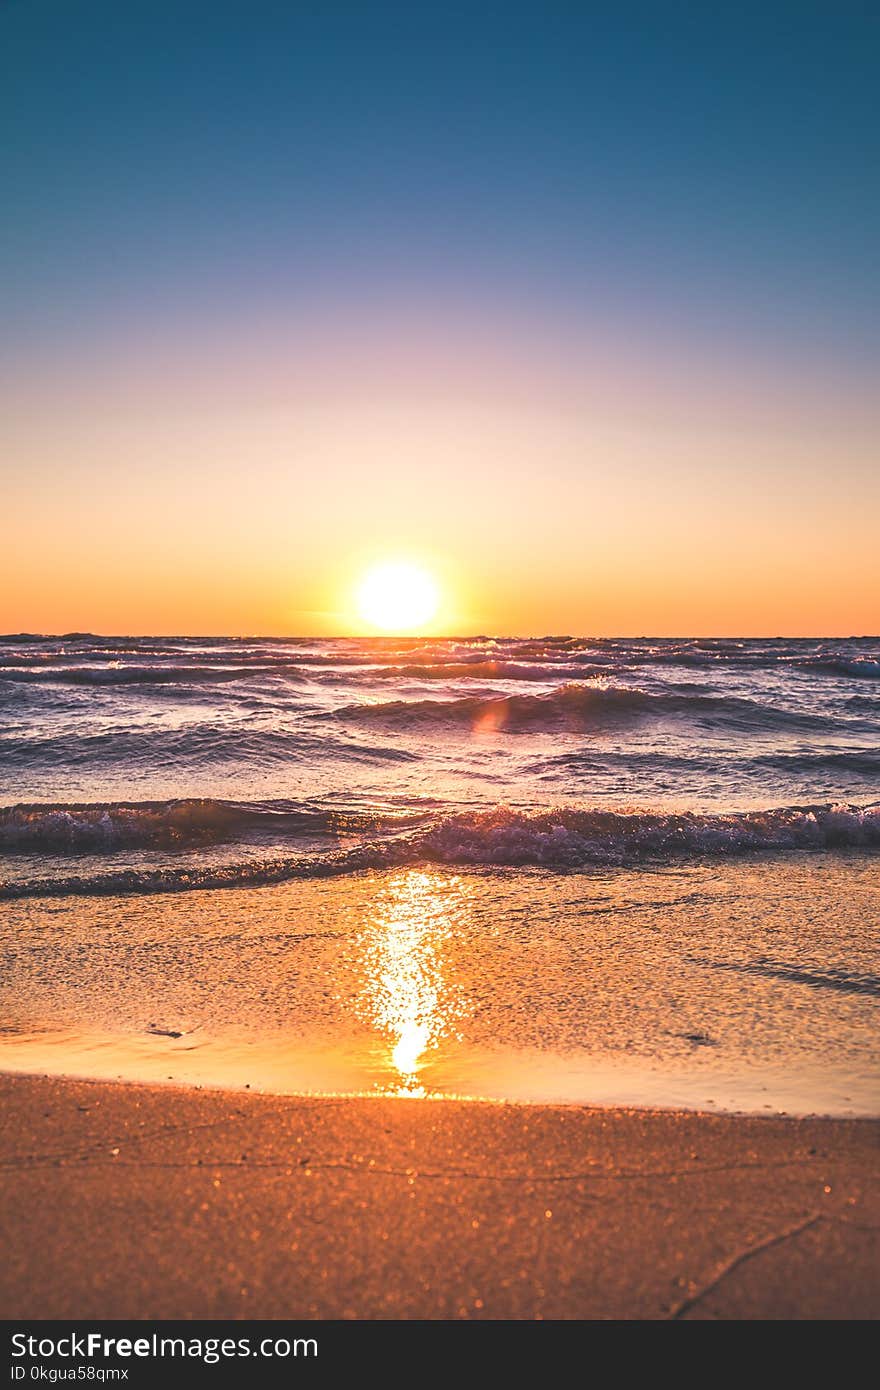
top-left (3, 1), bottom-right (878, 636)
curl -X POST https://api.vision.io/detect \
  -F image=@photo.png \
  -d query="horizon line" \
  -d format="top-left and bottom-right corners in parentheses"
top-left (3, 631), bottom-right (879, 643)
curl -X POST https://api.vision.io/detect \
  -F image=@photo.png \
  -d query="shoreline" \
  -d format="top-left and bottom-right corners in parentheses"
top-left (2, 1073), bottom-right (877, 1319)
top-left (1, 1050), bottom-right (877, 1119)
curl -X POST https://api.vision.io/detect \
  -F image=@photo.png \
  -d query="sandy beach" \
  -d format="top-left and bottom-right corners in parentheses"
top-left (1, 1073), bottom-right (876, 1321)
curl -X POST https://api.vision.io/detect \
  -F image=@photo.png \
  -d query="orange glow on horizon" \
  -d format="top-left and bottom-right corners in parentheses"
top-left (2, 311), bottom-right (878, 638)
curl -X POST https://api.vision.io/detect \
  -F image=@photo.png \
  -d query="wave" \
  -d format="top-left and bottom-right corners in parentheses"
top-left (0, 723), bottom-right (419, 770)
top-left (0, 797), bottom-right (429, 852)
top-left (6, 639), bottom-right (878, 689)
top-left (0, 799), bottom-right (256, 850)
top-left (414, 802), bottom-right (880, 864)
top-left (2, 801), bottom-right (877, 898)
top-left (795, 658), bottom-right (880, 680)
top-left (336, 682), bottom-right (835, 733)
top-left (846, 694), bottom-right (880, 714)
top-left (598, 650), bottom-right (880, 676)
top-left (0, 651), bottom-right (542, 680)
top-left (754, 749), bottom-right (880, 775)
top-left (527, 746), bottom-right (880, 778)
top-left (0, 643), bottom-right (226, 666)
top-left (365, 660), bottom-right (612, 683)
top-left (0, 663), bottom-right (313, 685)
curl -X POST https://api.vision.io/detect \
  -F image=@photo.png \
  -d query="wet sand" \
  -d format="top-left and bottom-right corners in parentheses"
top-left (3, 858), bottom-right (878, 1116)
top-left (1, 1073), bottom-right (877, 1320)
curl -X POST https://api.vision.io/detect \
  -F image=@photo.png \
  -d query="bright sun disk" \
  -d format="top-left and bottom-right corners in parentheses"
top-left (356, 562), bottom-right (440, 633)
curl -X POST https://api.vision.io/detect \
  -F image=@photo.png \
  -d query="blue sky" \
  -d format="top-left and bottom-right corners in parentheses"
top-left (4, 0), bottom-right (878, 358)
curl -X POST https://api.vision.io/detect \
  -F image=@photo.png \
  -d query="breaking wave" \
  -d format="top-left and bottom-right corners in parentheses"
top-left (0, 798), bottom-right (426, 852)
top-left (2, 801), bottom-right (877, 898)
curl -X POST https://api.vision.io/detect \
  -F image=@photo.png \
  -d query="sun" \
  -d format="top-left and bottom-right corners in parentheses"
top-left (356, 561), bottom-right (440, 633)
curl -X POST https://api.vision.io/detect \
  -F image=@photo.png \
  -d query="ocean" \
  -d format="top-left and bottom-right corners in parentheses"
top-left (1, 633), bottom-right (878, 1112)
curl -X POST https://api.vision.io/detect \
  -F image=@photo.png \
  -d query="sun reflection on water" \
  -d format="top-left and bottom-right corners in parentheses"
top-left (356, 869), bottom-right (468, 1095)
